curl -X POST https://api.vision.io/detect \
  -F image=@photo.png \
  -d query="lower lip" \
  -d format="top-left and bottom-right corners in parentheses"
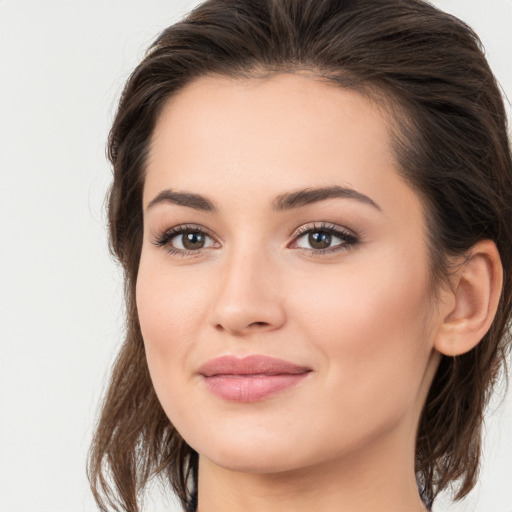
top-left (203, 373), bottom-right (309, 402)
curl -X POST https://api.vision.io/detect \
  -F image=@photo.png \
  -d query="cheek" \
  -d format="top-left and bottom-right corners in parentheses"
top-left (291, 250), bottom-right (435, 416)
top-left (135, 253), bottom-right (205, 379)
top-left (137, 252), bottom-right (205, 337)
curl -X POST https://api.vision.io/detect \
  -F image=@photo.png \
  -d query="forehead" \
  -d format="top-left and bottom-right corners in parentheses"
top-left (144, 72), bottom-right (421, 223)
top-left (149, 73), bottom-right (390, 168)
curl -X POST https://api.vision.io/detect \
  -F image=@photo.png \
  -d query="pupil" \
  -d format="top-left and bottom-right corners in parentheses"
top-left (183, 232), bottom-right (204, 250)
top-left (309, 231), bottom-right (331, 249)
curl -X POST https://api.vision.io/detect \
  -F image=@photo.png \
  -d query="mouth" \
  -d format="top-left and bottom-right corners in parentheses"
top-left (198, 355), bottom-right (312, 402)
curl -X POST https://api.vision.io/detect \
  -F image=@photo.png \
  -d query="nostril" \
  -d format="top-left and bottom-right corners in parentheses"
top-left (249, 321), bottom-right (270, 328)
top-left (214, 321), bottom-right (270, 334)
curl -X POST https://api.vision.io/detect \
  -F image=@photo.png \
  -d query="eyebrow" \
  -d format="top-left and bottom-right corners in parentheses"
top-left (147, 190), bottom-right (217, 212)
top-left (145, 185), bottom-right (381, 213)
top-left (273, 186), bottom-right (381, 211)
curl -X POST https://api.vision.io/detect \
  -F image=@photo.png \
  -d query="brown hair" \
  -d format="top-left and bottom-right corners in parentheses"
top-left (87, 1), bottom-right (512, 511)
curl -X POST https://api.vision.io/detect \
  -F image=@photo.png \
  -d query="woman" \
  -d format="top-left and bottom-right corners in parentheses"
top-left (88, 1), bottom-right (512, 511)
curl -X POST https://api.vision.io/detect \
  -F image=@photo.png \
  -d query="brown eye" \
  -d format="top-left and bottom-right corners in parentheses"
top-left (308, 231), bottom-right (331, 249)
top-left (155, 226), bottom-right (217, 253)
top-left (293, 224), bottom-right (357, 253)
top-left (181, 231), bottom-right (206, 250)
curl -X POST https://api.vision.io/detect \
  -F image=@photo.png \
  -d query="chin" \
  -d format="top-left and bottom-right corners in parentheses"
top-left (190, 429), bottom-right (310, 474)
top-left (202, 448), bottom-right (303, 475)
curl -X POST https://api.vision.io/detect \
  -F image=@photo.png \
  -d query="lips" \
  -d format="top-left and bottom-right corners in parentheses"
top-left (198, 355), bottom-right (312, 402)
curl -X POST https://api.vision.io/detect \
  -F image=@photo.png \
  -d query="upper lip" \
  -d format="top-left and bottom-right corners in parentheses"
top-left (198, 355), bottom-right (312, 377)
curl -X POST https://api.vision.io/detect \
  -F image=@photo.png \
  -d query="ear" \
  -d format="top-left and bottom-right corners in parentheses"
top-left (434, 240), bottom-right (503, 357)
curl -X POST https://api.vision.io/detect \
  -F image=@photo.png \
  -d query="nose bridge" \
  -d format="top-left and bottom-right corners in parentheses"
top-left (210, 239), bottom-right (285, 335)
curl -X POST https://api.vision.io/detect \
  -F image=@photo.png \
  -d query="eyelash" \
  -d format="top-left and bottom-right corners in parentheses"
top-left (152, 224), bottom-right (218, 257)
top-left (152, 222), bottom-right (359, 257)
top-left (291, 222), bottom-right (359, 256)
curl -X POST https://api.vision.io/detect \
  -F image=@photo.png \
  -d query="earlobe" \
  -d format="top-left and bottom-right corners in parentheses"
top-left (434, 240), bottom-right (503, 357)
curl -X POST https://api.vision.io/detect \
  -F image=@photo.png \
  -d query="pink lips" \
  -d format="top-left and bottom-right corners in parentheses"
top-left (198, 355), bottom-right (311, 402)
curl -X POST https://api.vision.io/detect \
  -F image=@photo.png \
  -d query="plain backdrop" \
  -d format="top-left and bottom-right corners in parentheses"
top-left (0, 1), bottom-right (511, 511)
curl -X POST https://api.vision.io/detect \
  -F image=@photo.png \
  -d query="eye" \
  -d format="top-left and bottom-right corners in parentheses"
top-left (152, 224), bottom-right (217, 255)
top-left (291, 222), bottom-right (358, 254)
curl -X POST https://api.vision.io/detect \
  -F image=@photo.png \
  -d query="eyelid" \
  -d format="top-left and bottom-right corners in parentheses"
top-left (291, 221), bottom-right (356, 238)
top-left (288, 221), bottom-right (359, 254)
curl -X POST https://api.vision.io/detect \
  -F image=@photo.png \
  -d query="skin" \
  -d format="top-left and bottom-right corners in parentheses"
top-left (136, 73), bottom-right (455, 512)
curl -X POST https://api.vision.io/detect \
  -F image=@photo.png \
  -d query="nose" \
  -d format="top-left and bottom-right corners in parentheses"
top-left (210, 247), bottom-right (286, 336)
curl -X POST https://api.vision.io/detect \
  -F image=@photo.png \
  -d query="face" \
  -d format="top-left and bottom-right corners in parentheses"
top-left (137, 73), bottom-right (441, 475)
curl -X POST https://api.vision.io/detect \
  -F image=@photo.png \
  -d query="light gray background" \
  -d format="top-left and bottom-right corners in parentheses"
top-left (0, 1), bottom-right (511, 511)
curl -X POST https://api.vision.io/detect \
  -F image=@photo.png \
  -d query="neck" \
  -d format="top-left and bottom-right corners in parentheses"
top-left (196, 419), bottom-right (428, 512)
